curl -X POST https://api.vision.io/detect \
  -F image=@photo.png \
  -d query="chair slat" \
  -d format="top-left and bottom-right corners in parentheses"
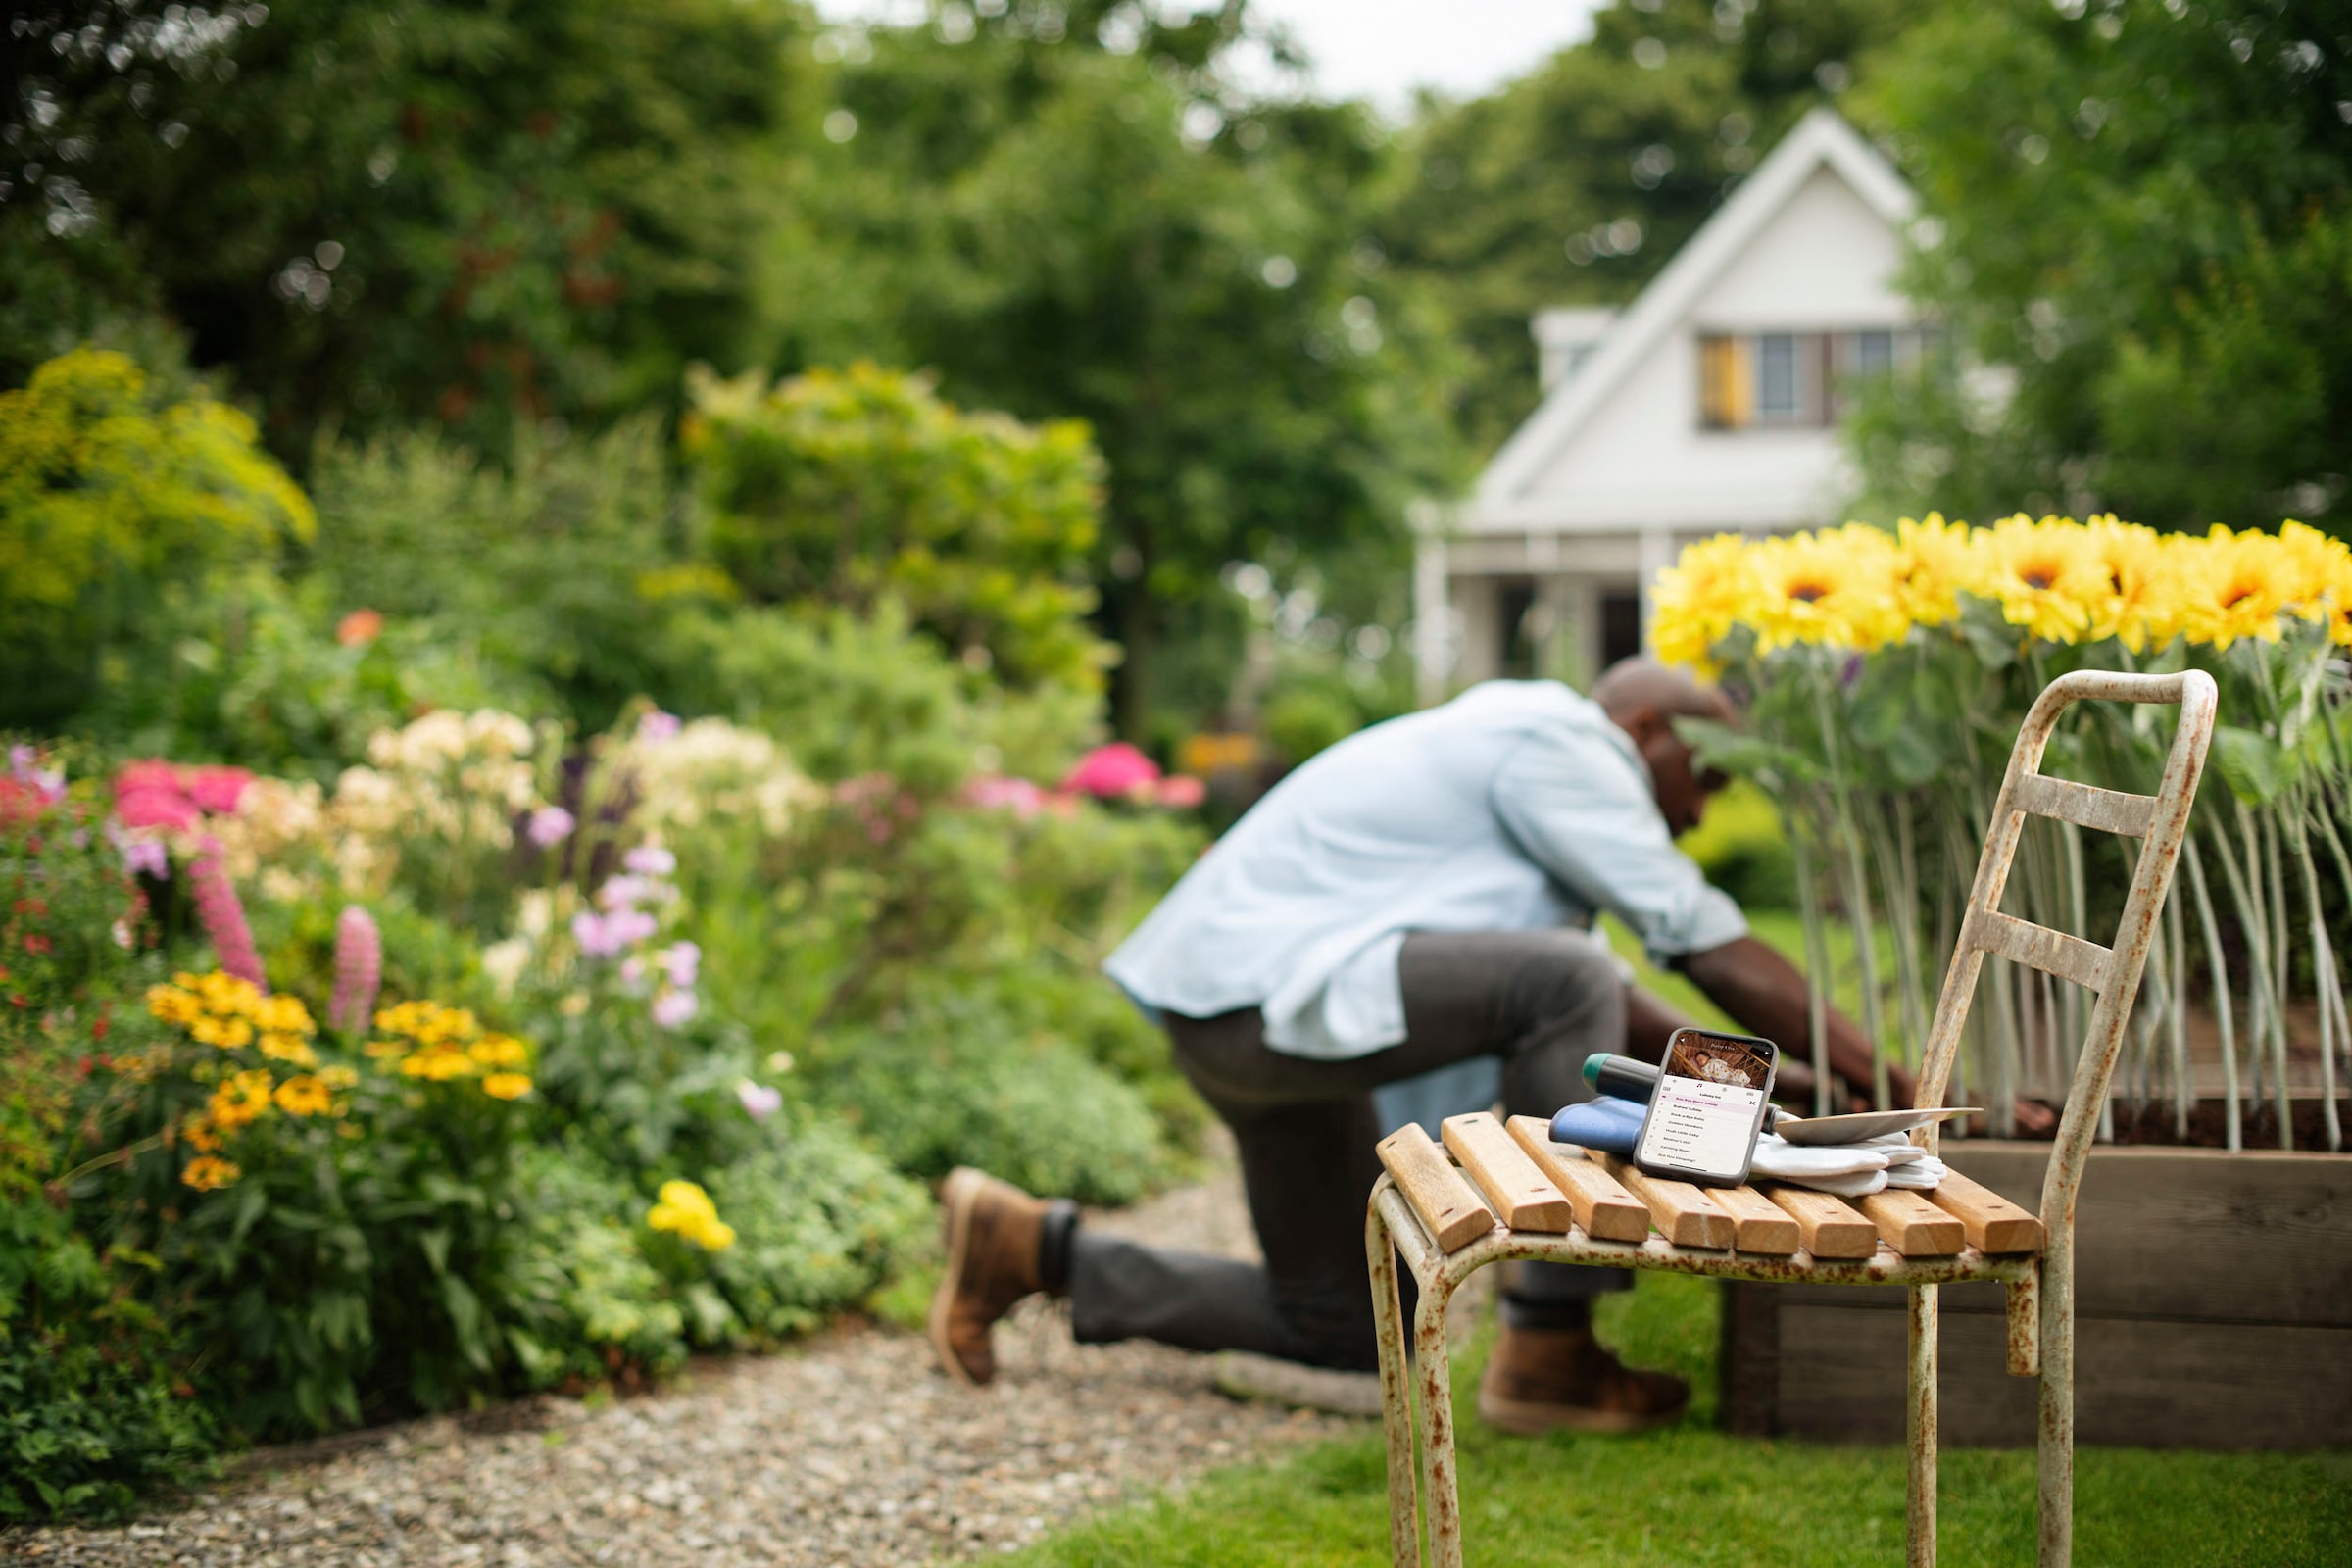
top-left (1503, 1117), bottom-right (1653, 1242)
top-left (2013, 772), bottom-right (2155, 837)
top-left (1374, 1123), bottom-right (1494, 1251)
top-left (1761, 1185), bottom-right (1882, 1258)
top-left (1975, 908), bottom-right (2112, 992)
top-left (1597, 1154), bottom-right (1736, 1250)
top-left (1857, 1189), bottom-right (1967, 1255)
top-left (1442, 1112), bottom-right (1574, 1232)
top-left (1927, 1168), bottom-right (2044, 1253)
top-left (1708, 1183), bottom-right (1801, 1254)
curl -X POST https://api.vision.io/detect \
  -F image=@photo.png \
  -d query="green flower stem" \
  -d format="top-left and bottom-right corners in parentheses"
top-left (2182, 837), bottom-right (2242, 1152)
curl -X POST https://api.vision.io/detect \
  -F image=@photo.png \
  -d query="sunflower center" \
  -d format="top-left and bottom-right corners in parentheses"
top-left (2024, 569), bottom-right (2056, 591)
top-left (2223, 584), bottom-right (2259, 610)
top-left (1788, 581), bottom-right (1829, 604)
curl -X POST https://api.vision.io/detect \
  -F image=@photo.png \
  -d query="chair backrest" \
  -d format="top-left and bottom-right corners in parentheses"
top-left (1913, 669), bottom-right (2218, 1234)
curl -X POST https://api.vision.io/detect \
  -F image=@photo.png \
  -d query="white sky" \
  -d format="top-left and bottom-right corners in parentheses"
top-left (813, 2), bottom-right (1605, 111)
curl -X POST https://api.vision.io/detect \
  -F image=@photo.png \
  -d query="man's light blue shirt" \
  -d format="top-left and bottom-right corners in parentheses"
top-left (1103, 680), bottom-right (1747, 1059)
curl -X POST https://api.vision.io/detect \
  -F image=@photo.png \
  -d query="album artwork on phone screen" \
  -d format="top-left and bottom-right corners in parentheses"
top-left (1642, 1032), bottom-right (1772, 1177)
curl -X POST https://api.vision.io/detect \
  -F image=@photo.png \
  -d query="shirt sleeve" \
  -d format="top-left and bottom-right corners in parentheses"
top-left (1489, 723), bottom-right (1747, 965)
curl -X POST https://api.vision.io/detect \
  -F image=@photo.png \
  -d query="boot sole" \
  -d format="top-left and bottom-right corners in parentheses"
top-left (927, 1167), bottom-right (986, 1388)
top-left (1476, 1383), bottom-right (1688, 1437)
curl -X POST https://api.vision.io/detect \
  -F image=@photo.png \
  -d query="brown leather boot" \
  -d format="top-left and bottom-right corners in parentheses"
top-left (927, 1167), bottom-right (1052, 1387)
top-left (1475, 1321), bottom-right (1690, 1436)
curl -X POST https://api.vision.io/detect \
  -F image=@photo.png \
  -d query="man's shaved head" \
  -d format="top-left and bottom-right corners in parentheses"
top-left (1590, 657), bottom-right (1738, 728)
top-left (1589, 657), bottom-right (1737, 835)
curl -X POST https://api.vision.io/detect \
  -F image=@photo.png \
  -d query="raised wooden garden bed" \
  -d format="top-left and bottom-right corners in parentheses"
top-left (1720, 1141), bottom-right (2352, 1450)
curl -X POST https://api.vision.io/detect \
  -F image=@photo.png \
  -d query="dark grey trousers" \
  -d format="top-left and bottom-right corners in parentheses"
top-left (1068, 928), bottom-right (1634, 1371)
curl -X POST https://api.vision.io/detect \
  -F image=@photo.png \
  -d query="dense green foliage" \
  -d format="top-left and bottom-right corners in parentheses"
top-left (1853, 0), bottom-right (2352, 532)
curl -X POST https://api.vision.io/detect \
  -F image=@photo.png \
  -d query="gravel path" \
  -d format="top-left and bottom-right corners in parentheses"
top-left (6, 1142), bottom-right (1374, 1567)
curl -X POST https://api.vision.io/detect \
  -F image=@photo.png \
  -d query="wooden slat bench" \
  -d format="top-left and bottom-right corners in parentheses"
top-left (1364, 669), bottom-right (2217, 1568)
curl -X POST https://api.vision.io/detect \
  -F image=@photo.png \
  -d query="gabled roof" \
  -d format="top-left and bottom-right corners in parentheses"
top-left (1475, 106), bottom-right (1917, 506)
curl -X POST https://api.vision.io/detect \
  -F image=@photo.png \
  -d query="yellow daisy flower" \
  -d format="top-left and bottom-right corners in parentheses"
top-left (254, 995), bottom-right (316, 1036)
top-left (181, 1154), bottom-right (242, 1192)
top-left (480, 1072), bottom-right (533, 1101)
top-left (648, 1180), bottom-right (736, 1251)
top-left (1981, 514), bottom-right (2104, 645)
top-left (467, 1033), bottom-right (531, 1070)
top-left (146, 985), bottom-right (204, 1027)
top-left (273, 1074), bottom-right (335, 1117)
top-left (1649, 533), bottom-right (1761, 674)
top-left (208, 1068), bottom-right (275, 1131)
top-left (259, 1032), bottom-right (318, 1067)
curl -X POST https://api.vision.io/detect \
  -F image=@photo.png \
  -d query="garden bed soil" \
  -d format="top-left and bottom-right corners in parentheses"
top-left (1722, 1139), bottom-right (2352, 1450)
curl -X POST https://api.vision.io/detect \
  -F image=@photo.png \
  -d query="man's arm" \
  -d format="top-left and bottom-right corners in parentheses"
top-left (1677, 936), bottom-right (1914, 1109)
top-left (1624, 981), bottom-right (1827, 1107)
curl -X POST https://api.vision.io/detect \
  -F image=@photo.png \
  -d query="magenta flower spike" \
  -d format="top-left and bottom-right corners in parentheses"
top-left (330, 906), bottom-right (383, 1035)
top-left (190, 838), bottom-right (267, 990)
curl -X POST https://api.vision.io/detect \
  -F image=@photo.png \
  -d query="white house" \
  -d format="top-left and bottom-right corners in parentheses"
top-left (1414, 107), bottom-right (1928, 699)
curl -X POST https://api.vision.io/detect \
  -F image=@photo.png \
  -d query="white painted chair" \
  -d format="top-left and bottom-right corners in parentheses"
top-left (1364, 668), bottom-right (2218, 1567)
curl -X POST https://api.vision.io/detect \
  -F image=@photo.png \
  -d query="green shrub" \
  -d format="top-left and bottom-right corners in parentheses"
top-left (706, 1118), bottom-right (930, 1340)
top-left (0, 349), bottom-right (313, 732)
top-left (685, 363), bottom-right (1112, 695)
top-left (1678, 780), bottom-right (1798, 911)
top-left (505, 1145), bottom-right (688, 1388)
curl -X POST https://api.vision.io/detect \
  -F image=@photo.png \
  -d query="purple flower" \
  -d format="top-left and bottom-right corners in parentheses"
top-left (619, 955), bottom-right (646, 987)
top-left (611, 908), bottom-right (658, 947)
top-left (664, 941), bottom-right (701, 989)
top-left (638, 710), bottom-right (681, 743)
top-left (526, 806), bottom-right (576, 848)
top-left (190, 838), bottom-right (266, 990)
top-left (651, 989), bottom-right (698, 1029)
top-left (622, 844), bottom-right (676, 877)
top-left (596, 874), bottom-right (649, 911)
top-left (122, 837), bottom-right (170, 881)
top-left (329, 906), bottom-right (382, 1034)
top-left (572, 910), bottom-right (626, 958)
top-left (736, 1080), bottom-right (783, 1121)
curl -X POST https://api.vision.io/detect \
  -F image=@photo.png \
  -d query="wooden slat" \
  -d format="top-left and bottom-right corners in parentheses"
top-left (1973, 908), bottom-right (2112, 992)
top-left (1927, 1168), bottom-right (2044, 1254)
top-left (1375, 1122), bottom-right (1494, 1252)
top-left (1597, 1154), bottom-right (1735, 1250)
top-left (1709, 1183), bottom-right (1801, 1255)
top-left (1760, 1185), bottom-right (1881, 1259)
top-left (1857, 1189), bottom-right (1967, 1256)
top-left (2014, 772), bottom-right (2156, 838)
top-left (1503, 1117), bottom-right (1652, 1243)
top-left (1442, 1112), bottom-right (1575, 1232)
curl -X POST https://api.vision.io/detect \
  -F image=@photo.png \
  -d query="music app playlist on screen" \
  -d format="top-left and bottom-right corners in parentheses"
top-left (1644, 1037), bottom-right (1768, 1173)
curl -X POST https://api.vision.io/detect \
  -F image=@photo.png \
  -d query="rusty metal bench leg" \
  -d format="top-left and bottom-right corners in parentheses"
top-left (2038, 1230), bottom-right (2076, 1566)
top-left (1907, 1282), bottom-right (1938, 1567)
top-left (1413, 1271), bottom-right (1466, 1568)
top-left (1368, 1193), bottom-right (1421, 1568)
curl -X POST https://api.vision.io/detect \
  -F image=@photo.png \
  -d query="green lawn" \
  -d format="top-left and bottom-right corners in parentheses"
top-left (1004, 1271), bottom-right (2351, 1567)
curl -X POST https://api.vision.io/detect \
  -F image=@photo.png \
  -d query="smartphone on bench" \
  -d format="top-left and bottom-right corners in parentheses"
top-left (1633, 1027), bottom-right (1779, 1188)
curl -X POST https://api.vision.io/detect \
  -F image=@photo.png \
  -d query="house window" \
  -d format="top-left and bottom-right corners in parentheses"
top-left (1696, 327), bottom-right (1932, 430)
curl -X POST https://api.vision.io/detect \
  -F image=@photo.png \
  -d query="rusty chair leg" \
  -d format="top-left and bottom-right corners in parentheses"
top-left (1412, 1271), bottom-right (1465, 1568)
top-left (2037, 1235), bottom-right (2076, 1567)
top-left (1907, 1282), bottom-right (1938, 1568)
top-left (1367, 1200), bottom-right (1422, 1568)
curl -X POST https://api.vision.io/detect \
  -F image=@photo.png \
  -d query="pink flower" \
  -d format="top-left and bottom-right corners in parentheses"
top-left (637, 710), bottom-right (681, 743)
top-left (115, 787), bottom-right (199, 832)
top-left (526, 806), bottom-right (576, 848)
top-left (651, 989), bottom-right (698, 1029)
top-left (190, 839), bottom-right (266, 990)
top-left (122, 837), bottom-right (170, 880)
top-left (9, 747), bottom-right (63, 803)
top-left (1154, 774), bottom-right (1207, 809)
top-left (572, 910), bottom-right (627, 958)
top-left (736, 1079), bottom-right (783, 1120)
top-left (184, 766), bottom-right (253, 815)
top-left (329, 906), bottom-right (381, 1034)
top-left (665, 941), bottom-right (701, 989)
top-left (961, 775), bottom-right (1049, 818)
top-left (620, 956), bottom-right (646, 987)
top-left (1061, 743), bottom-right (1161, 799)
top-left (622, 845), bottom-right (676, 876)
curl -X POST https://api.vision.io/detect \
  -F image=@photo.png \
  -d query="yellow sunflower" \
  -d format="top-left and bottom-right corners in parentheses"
top-left (1980, 514), bottom-right (2104, 645)
top-left (1891, 513), bottom-right (1984, 627)
top-left (2177, 526), bottom-right (2291, 649)
top-left (2083, 515), bottom-right (2180, 652)
top-left (1649, 533), bottom-right (1761, 674)
top-left (1745, 525), bottom-right (1908, 653)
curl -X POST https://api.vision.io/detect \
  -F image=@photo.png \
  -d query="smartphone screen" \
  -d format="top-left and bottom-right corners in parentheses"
top-left (1634, 1028), bottom-right (1778, 1185)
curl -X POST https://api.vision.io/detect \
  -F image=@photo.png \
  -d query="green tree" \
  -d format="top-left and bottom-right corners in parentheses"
top-left (3, 0), bottom-right (809, 458)
top-left (784, 8), bottom-right (1462, 733)
top-left (1850, 0), bottom-right (2352, 531)
top-left (1377, 0), bottom-right (1914, 456)
top-left (684, 362), bottom-right (1111, 695)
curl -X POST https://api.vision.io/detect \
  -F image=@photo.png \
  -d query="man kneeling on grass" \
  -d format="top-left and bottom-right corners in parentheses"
top-left (928, 660), bottom-right (1974, 1432)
